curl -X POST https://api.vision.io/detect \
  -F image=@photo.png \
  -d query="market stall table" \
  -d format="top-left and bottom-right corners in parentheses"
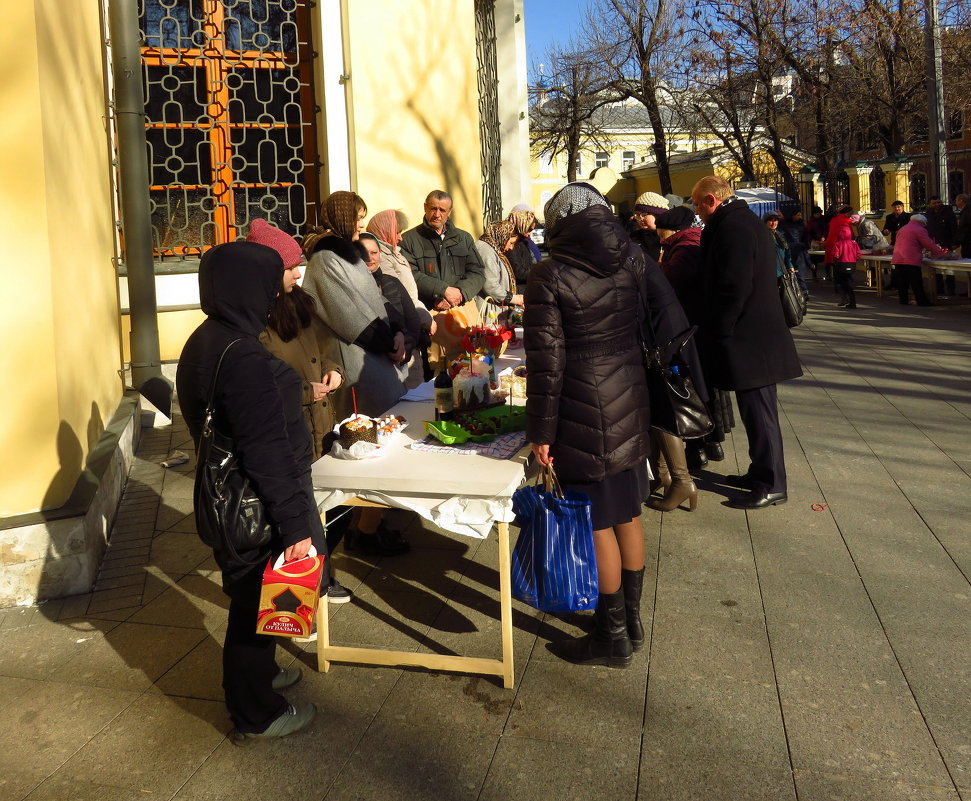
top-left (310, 388), bottom-right (528, 689)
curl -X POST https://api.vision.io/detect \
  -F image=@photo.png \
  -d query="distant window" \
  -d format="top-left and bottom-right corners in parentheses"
top-left (622, 150), bottom-right (635, 171)
top-left (949, 170), bottom-right (965, 202)
top-left (539, 152), bottom-right (554, 175)
top-left (947, 109), bottom-right (963, 140)
top-left (911, 172), bottom-right (927, 208)
top-left (595, 151), bottom-right (609, 169)
top-left (574, 154), bottom-right (582, 176)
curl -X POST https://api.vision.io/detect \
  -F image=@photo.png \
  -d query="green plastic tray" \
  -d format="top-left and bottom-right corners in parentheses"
top-left (424, 406), bottom-right (525, 446)
top-left (424, 420), bottom-right (493, 445)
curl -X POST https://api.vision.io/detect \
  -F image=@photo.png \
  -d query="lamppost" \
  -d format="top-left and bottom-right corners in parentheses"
top-left (924, 0), bottom-right (948, 202)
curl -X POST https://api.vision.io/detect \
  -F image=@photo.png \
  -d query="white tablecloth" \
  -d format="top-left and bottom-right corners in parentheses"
top-left (311, 370), bottom-right (529, 538)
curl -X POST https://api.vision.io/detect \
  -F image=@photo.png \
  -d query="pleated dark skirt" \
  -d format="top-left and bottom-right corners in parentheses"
top-left (564, 464), bottom-right (649, 530)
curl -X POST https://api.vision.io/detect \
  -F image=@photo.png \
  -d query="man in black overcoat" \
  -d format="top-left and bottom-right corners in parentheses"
top-left (691, 176), bottom-right (803, 509)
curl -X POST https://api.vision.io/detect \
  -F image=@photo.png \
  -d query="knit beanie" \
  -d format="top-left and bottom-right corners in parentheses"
top-left (634, 191), bottom-right (671, 215)
top-left (909, 213), bottom-right (927, 226)
top-left (246, 219), bottom-right (304, 269)
top-left (654, 205), bottom-right (695, 231)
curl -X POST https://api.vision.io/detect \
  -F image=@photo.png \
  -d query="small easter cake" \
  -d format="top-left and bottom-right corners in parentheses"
top-left (338, 414), bottom-right (377, 447)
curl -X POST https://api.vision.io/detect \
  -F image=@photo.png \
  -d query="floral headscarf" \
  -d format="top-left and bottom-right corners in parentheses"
top-left (480, 219), bottom-right (517, 295)
top-left (302, 191), bottom-right (366, 255)
top-left (366, 209), bottom-right (404, 253)
top-left (508, 209), bottom-right (536, 238)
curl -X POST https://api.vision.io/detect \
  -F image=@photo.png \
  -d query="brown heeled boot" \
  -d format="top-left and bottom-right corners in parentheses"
top-left (648, 431), bottom-right (698, 512)
top-left (648, 431), bottom-right (673, 497)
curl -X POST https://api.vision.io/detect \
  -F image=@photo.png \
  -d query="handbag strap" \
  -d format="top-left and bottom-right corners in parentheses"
top-left (202, 338), bottom-right (244, 437)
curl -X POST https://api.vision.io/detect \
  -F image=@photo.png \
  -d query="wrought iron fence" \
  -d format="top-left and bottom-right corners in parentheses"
top-left (475, 0), bottom-right (502, 228)
top-left (820, 169), bottom-right (849, 212)
top-left (130, 0), bottom-right (320, 261)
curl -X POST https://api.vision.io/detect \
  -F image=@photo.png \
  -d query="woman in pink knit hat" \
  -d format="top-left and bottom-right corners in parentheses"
top-left (247, 219), bottom-right (352, 603)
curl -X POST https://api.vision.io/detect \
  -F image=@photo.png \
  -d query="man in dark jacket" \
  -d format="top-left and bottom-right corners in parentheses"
top-left (882, 200), bottom-right (911, 245)
top-left (926, 196), bottom-right (958, 296)
top-left (957, 194), bottom-right (971, 257)
top-left (177, 241), bottom-right (321, 741)
top-left (400, 190), bottom-right (485, 310)
top-left (691, 176), bottom-right (803, 510)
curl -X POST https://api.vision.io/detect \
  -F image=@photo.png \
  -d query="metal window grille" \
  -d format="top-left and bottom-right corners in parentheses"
top-left (475, 0), bottom-right (502, 227)
top-left (911, 172), bottom-right (927, 208)
top-left (820, 169), bottom-right (849, 212)
top-left (869, 164), bottom-right (886, 212)
top-left (136, 0), bottom-right (320, 260)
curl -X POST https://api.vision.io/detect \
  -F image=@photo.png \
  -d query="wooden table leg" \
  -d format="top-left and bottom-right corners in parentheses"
top-left (316, 593), bottom-right (331, 673)
top-left (497, 520), bottom-right (515, 689)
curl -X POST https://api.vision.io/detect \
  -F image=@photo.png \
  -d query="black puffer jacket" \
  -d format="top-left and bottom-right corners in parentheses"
top-left (177, 242), bottom-right (321, 594)
top-left (524, 205), bottom-right (691, 483)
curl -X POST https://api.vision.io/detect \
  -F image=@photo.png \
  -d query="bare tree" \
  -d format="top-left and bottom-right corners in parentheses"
top-left (529, 41), bottom-right (616, 183)
top-left (583, 0), bottom-right (690, 194)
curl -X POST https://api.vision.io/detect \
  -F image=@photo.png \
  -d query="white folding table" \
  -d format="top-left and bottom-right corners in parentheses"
top-left (310, 393), bottom-right (528, 689)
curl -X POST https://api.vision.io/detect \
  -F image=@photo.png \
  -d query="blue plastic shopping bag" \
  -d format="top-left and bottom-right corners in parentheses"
top-left (510, 467), bottom-right (598, 612)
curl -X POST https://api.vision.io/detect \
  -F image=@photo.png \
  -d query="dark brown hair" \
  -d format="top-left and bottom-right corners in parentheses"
top-left (266, 284), bottom-right (317, 342)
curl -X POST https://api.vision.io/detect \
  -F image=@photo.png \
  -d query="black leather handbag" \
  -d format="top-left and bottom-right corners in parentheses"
top-left (643, 326), bottom-right (714, 440)
top-left (779, 271), bottom-right (806, 328)
top-left (193, 339), bottom-right (274, 566)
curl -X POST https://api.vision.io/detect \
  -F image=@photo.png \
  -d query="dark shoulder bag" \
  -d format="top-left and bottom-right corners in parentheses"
top-left (634, 260), bottom-right (714, 440)
top-left (643, 325), bottom-right (715, 439)
top-left (194, 339), bottom-right (274, 565)
top-left (779, 271), bottom-right (806, 328)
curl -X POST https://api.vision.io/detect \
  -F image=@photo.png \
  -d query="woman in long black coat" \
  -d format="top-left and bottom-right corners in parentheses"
top-left (177, 241), bottom-right (323, 741)
top-left (524, 182), bottom-right (692, 668)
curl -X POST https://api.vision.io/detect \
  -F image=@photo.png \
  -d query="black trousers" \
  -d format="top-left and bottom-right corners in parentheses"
top-left (834, 262), bottom-right (856, 303)
top-left (735, 384), bottom-right (787, 494)
top-left (894, 264), bottom-right (930, 305)
top-left (222, 472), bottom-right (326, 733)
top-left (223, 574), bottom-right (289, 734)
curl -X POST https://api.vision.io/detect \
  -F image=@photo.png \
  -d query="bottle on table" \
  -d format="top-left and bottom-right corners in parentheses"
top-left (434, 368), bottom-right (454, 421)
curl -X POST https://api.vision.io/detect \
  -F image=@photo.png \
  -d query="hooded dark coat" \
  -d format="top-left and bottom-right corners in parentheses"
top-left (698, 198), bottom-right (803, 392)
top-left (177, 241), bottom-right (322, 594)
top-left (524, 204), bottom-right (692, 484)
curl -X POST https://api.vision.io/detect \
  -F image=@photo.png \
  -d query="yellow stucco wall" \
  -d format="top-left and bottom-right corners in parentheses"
top-left (121, 310), bottom-right (206, 363)
top-left (347, 1), bottom-right (484, 235)
top-left (0, 1), bottom-right (121, 517)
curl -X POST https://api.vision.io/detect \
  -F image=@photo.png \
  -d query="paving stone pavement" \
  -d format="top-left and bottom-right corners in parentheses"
top-left (2, 286), bottom-right (970, 801)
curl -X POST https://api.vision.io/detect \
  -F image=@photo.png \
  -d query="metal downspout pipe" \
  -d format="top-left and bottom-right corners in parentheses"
top-left (108, 0), bottom-right (171, 417)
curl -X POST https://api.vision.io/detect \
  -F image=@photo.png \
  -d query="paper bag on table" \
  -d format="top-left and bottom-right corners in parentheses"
top-left (256, 546), bottom-right (325, 638)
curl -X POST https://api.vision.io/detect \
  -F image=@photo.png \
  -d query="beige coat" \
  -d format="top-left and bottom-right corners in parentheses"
top-left (260, 318), bottom-right (343, 460)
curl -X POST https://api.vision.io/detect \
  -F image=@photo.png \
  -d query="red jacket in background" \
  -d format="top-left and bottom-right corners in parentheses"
top-left (824, 213), bottom-right (852, 264)
top-left (831, 224), bottom-right (860, 264)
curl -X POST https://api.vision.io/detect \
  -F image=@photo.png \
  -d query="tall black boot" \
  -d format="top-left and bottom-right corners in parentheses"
top-left (549, 589), bottom-right (632, 668)
top-left (621, 568), bottom-right (645, 652)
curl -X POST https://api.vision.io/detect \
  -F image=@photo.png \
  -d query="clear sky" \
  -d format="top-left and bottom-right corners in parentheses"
top-left (523, 0), bottom-right (586, 81)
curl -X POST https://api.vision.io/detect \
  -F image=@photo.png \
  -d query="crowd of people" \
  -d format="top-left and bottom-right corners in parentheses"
top-left (178, 172), bottom-right (968, 738)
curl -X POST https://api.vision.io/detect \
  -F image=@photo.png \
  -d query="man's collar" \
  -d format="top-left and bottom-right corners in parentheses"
top-left (422, 219), bottom-right (450, 238)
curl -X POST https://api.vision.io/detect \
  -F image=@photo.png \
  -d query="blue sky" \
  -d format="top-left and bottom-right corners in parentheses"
top-left (523, 0), bottom-right (586, 80)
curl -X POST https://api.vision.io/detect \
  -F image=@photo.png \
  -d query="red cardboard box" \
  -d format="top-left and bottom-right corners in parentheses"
top-left (256, 547), bottom-right (325, 638)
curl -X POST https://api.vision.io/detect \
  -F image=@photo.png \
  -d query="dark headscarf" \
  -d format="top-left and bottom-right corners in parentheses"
top-left (303, 191), bottom-right (367, 254)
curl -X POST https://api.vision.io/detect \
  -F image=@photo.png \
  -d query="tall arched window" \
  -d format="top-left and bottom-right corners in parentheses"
top-left (137, 0), bottom-right (320, 258)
